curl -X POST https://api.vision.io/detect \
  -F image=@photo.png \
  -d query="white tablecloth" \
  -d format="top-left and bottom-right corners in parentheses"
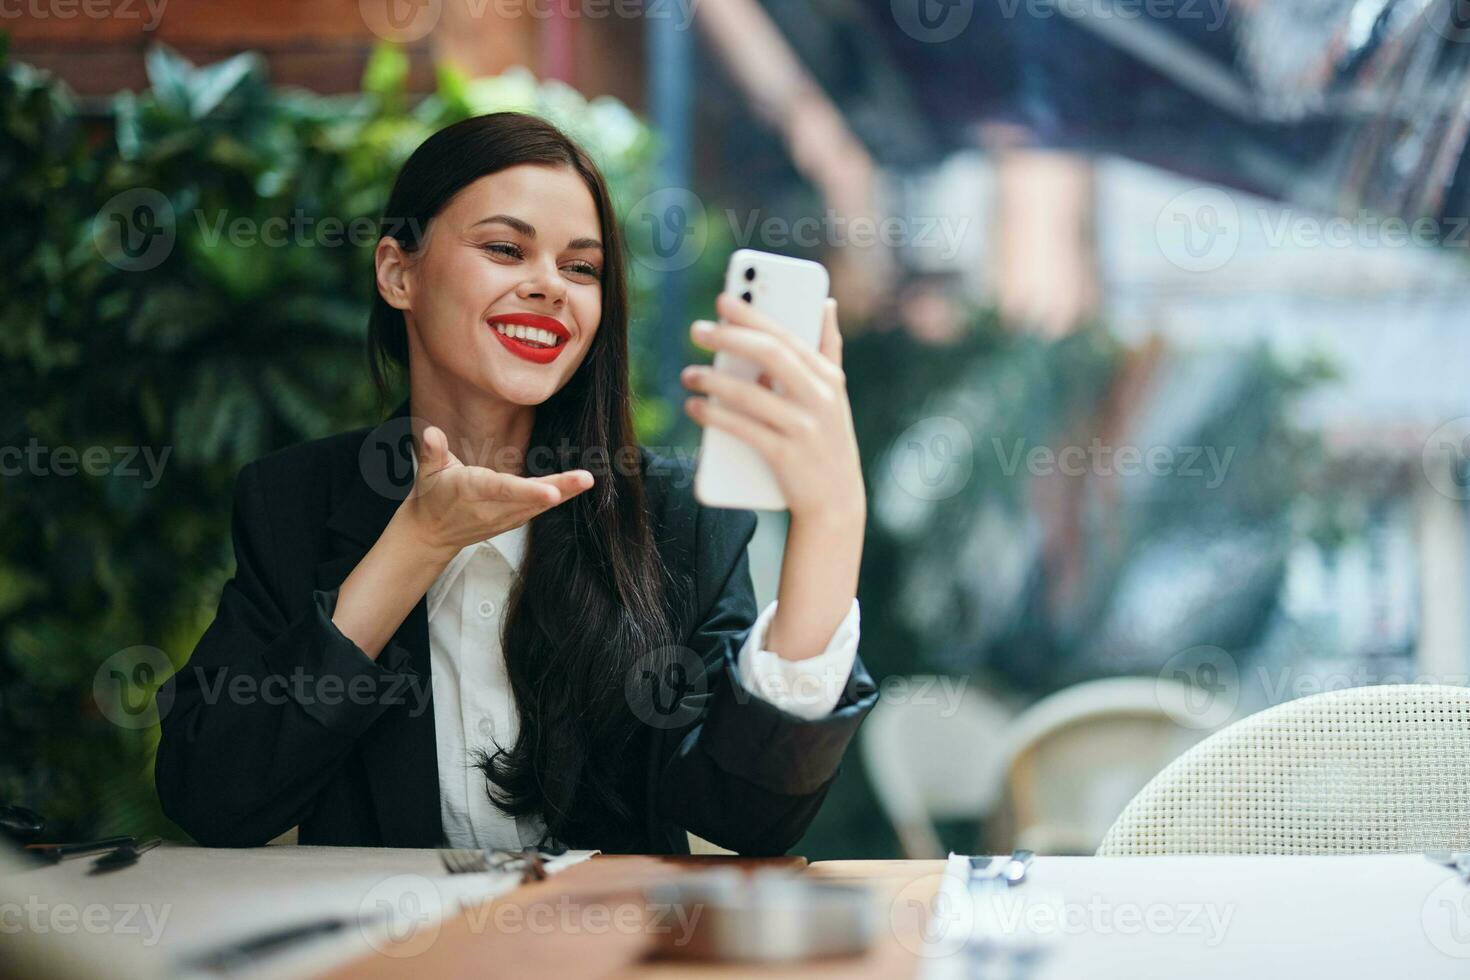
top-left (2, 843), bottom-right (594, 979)
top-left (914, 854), bottom-right (1470, 980)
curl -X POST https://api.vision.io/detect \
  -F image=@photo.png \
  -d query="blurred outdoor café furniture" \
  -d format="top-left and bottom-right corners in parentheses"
top-left (864, 677), bottom-right (1214, 858)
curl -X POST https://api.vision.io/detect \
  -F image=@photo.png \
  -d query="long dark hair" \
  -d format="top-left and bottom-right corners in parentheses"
top-left (368, 112), bottom-right (683, 850)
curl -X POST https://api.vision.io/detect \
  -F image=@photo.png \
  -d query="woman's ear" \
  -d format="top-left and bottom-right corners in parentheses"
top-left (375, 235), bottom-right (414, 312)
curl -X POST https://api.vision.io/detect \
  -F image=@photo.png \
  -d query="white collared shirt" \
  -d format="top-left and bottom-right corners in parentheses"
top-left (425, 518), bottom-right (861, 849)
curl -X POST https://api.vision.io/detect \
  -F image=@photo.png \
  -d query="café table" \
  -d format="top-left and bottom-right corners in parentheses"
top-left (8, 844), bottom-right (1469, 978)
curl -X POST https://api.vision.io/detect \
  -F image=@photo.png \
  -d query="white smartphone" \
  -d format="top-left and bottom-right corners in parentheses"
top-left (694, 249), bottom-right (831, 511)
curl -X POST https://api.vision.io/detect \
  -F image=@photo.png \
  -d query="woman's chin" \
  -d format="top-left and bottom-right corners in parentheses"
top-left (474, 368), bottom-right (561, 408)
top-left (477, 345), bottom-right (580, 404)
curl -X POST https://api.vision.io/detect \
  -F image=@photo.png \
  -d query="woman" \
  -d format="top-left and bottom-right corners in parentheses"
top-left (155, 113), bottom-right (875, 855)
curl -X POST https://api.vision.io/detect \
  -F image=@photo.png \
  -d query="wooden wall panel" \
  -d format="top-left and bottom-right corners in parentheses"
top-left (2, 0), bottom-right (652, 99)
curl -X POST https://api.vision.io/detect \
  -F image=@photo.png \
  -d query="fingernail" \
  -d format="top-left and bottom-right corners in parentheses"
top-left (691, 321), bottom-right (713, 335)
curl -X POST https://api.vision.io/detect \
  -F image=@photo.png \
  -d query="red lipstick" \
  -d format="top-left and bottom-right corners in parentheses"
top-left (487, 312), bottom-right (571, 365)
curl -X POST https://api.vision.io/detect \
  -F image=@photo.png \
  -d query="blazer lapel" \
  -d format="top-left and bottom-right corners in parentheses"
top-left (314, 401), bottom-right (444, 847)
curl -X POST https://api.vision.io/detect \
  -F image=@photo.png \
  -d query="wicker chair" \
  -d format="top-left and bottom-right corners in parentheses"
top-left (992, 677), bottom-right (1212, 854)
top-left (1098, 684), bottom-right (1470, 855)
top-left (860, 682), bottom-right (1018, 858)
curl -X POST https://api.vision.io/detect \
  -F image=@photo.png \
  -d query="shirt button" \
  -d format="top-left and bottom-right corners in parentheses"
top-left (477, 599), bottom-right (497, 618)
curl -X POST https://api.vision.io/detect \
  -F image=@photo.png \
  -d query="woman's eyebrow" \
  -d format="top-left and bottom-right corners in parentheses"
top-left (471, 215), bottom-right (601, 252)
top-left (471, 214), bottom-right (535, 237)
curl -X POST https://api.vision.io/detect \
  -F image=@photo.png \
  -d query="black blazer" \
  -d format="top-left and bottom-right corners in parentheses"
top-left (155, 412), bottom-right (877, 854)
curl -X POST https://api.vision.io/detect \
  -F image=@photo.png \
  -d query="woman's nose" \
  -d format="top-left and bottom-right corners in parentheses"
top-left (515, 263), bottom-right (566, 305)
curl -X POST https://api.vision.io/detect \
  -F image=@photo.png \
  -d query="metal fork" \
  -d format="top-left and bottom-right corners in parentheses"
top-left (968, 850), bottom-right (1035, 891)
top-left (967, 851), bottom-right (1040, 978)
top-left (439, 847), bottom-right (549, 880)
top-left (1426, 850), bottom-right (1470, 883)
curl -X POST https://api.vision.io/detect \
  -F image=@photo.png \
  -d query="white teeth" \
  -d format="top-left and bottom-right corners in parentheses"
top-left (494, 323), bottom-right (563, 348)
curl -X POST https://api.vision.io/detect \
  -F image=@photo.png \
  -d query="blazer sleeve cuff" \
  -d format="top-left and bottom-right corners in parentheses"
top-left (701, 645), bottom-right (878, 796)
top-left (735, 598), bottom-right (861, 720)
top-left (257, 588), bottom-right (419, 739)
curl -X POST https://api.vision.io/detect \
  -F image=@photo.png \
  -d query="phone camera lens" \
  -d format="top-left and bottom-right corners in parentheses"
top-left (740, 291), bottom-right (753, 303)
top-left (744, 267), bottom-right (756, 282)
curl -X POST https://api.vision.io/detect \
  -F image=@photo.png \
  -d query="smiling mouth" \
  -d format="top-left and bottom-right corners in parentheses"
top-left (489, 321), bottom-right (564, 349)
top-left (487, 313), bottom-right (571, 364)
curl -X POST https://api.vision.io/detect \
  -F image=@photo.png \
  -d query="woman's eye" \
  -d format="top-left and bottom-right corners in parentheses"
top-left (481, 242), bottom-right (522, 259)
top-left (563, 261), bottom-right (600, 279)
